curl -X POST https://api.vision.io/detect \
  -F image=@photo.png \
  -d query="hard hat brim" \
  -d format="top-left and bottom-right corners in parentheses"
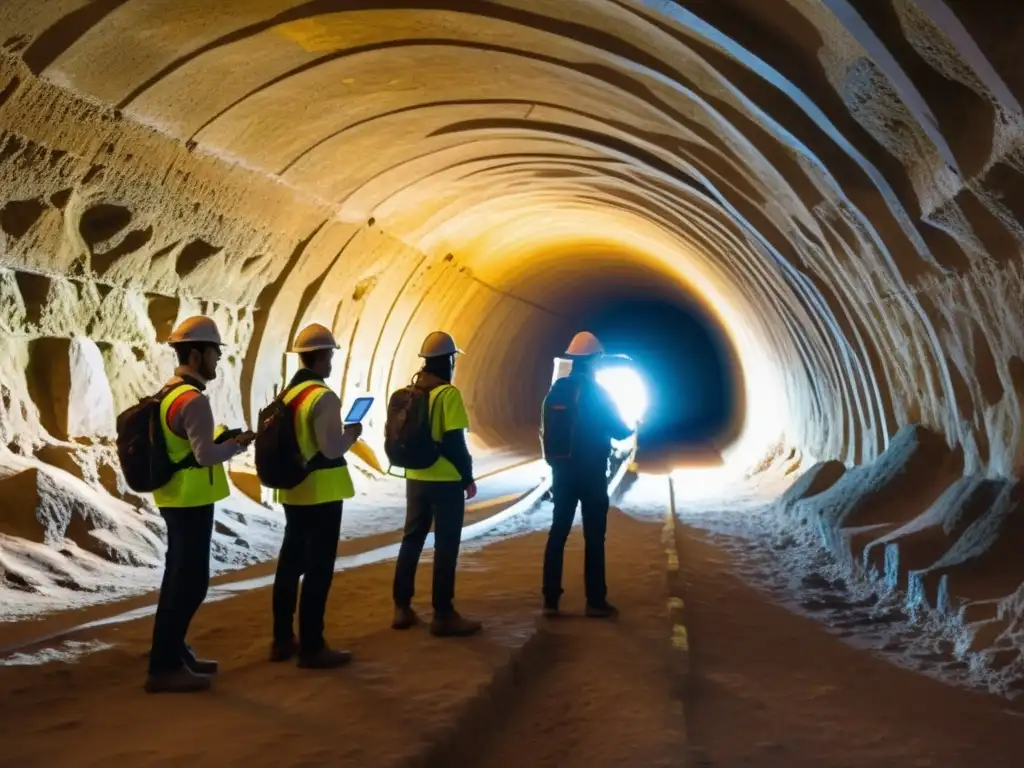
top-left (291, 343), bottom-right (340, 353)
top-left (419, 348), bottom-right (464, 358)
top-left (168, 338), bottom-right (225, 347)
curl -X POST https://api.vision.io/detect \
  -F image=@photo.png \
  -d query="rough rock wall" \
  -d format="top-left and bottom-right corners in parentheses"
top-left (1, 1), bottom-right (1024, 621)
top-left (0, 45), bottom-right (547, 609)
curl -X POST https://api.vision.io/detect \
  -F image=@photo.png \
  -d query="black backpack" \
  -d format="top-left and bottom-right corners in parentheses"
top-left (116, 385), bottom-right (195, 492)
top-left (384, 380), bottom-right (448, 470)
top-left (254, 383), bottom-right (325, 490)
top-left (541, 377), bottom-right (583, 466)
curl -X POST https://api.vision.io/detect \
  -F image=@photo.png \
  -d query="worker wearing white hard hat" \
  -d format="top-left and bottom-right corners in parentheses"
top-left (418, 330), bottom-right (463, 358)
top-left (145, 316), bottom-right (254, 694)
top-left (389, 330), bottom-right (482, 638)
top-left (539, 330), bottom-right (633, 620)
top-left (269, 323), bottom-right (361, 669)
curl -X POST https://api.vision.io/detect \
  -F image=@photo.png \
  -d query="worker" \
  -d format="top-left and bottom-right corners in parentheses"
top-left (539, 331), bottom-right (633, 619)
top-left (146, 316), bottom-right (255, 694)
top-left (269, 324), bottom-right (362, 668)
top-left (388, 331), bottom-right (482, 637)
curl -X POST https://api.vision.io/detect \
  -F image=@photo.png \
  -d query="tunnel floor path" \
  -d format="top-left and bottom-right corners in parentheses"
top-left (0, 507), bottom-right (686, 767)
top-left (678, 524), bottom-right (1024, 767)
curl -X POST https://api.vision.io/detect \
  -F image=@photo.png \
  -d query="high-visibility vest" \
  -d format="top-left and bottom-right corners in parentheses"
top-left (152, 384), bottom-right (230, 508)
top-left (275, 381), bottom-right (355, 506)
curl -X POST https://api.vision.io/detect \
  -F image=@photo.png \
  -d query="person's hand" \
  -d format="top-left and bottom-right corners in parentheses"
top-left (465, 481), bottom-right (477, 500)
top-left (233, 430), bottom-right (256, 449)
top-left (344, 422), bottom-right (363, 440)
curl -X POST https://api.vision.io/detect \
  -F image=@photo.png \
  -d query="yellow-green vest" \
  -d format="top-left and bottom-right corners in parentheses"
top-left (152, 384), bottom-right (231, 508)
top-left (275, 381), bottom-right (355, 506)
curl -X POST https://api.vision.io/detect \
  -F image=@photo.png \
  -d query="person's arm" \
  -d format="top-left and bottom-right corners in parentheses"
top-left (311, 391), bottom-right (361, 460)
top-left (437, 388), bottom-right (474, 489)
top-left (177, 394), bottom-right (245, 466)
top-left (441, 429), bottom-right (474, 488)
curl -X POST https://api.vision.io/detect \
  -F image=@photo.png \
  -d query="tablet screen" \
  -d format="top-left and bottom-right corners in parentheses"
top-left (344, 396), bottom-right (374, 424)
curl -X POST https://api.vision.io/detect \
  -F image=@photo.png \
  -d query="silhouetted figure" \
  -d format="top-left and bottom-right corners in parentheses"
top-left (540, 331), bottom-right (633, 618)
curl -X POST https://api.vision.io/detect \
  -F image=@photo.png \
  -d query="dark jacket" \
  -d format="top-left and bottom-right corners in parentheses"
top-left (542, 370), bottom-right (633, 473)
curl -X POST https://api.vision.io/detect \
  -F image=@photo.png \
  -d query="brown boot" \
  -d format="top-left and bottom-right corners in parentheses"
top-left (183, 644), bottom-right (218, 674)
top-left (392, 606), bottom-right (420, 630)
top-left (430, 611), bottom-right (483, 637)
top-left (297, 645), bottom-right (353, 669)
top-left (144, 666), bottom-right (212, 694)
top-left (585, 602), bottom-right (619, 619)
top-left (541, 601), bottom-right (561, 618)
top-left (269, 638), bottom-right (299, 663)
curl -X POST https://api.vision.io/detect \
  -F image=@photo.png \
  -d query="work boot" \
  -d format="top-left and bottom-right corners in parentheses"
top-left (392, 605), bottom-right (420, 630)
top-left (144, 666), bottom-right (211, 694)
top-left (184, 656), bottom-right (219, 675)
top-left (269, 637), bottom-right (299, 663)
top-left (183, 645), bottom-right (218, 675)
top-left (430, 611), bottom-right (483, 637)
top-left (297, 645), bottom-right (353, 669)
top-left (585, 602), bottom-right (619, 619)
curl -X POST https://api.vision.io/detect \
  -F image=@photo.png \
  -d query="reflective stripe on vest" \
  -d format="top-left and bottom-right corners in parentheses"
top-left (152, 384), bottom-right (231, 508)
top-left (276, 381), bottom-right (355, 506)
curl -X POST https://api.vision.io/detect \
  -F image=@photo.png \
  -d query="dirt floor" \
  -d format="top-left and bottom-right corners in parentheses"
top-left (678, 524), bottom-right (1024, 768)
top-left (0, 507), bottom-right (686, 768)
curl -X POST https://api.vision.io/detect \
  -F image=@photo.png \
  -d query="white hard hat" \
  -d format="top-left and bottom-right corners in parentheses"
top-left (168, 316), bottom-right (223, 346)
top-left (292, 323), bottom-right (339, 353)
top-left (565, 331), bottom-right (603, 357)
top-left (419, 331), bottom-right (463, 358)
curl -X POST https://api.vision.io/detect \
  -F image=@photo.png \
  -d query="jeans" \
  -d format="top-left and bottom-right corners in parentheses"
top-left (542, 467), bottom-right (610, 606)
top-left (392, 480), bottom-right (465, 615)
top-left (149, 505), bottom-right (215, 674)
top-left (272, 502), bottom-right (343, 654)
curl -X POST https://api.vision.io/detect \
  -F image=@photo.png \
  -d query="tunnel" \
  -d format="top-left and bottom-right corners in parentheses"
top-left (2, 0), bottom-right (1024, 712)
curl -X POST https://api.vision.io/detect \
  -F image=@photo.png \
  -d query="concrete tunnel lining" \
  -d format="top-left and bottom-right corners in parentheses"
top-left (3, 0), bottom-right (1024, 667)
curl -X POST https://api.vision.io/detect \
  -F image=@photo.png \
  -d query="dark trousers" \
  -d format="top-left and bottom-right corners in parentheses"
top-left (149, 505), bottom-right (215, 674)
top-left (542, 467), bottom-right (610, 606)
top-left (272, 502), bottom-right (343, 654)
top-left (392, 480), bottom-right (465, 615)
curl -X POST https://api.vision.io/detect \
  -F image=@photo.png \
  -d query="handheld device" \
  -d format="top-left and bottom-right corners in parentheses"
top-left (343, 396), bottom-right (374, 424)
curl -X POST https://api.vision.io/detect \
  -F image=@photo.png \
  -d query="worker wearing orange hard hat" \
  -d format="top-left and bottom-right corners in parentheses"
top-left (539, 331), bottom-right (633, 619)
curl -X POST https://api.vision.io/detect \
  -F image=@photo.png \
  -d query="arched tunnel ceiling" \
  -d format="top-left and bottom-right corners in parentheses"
top-left (0, 0), bottom-right (1023, 478)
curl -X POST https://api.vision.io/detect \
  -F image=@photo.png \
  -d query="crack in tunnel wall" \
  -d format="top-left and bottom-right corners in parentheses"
top-left (1, 0), bottom-right (1024, 655)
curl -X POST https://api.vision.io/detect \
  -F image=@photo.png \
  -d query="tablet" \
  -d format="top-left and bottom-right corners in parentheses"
top-left (343, 396), bottom-right (374, 424)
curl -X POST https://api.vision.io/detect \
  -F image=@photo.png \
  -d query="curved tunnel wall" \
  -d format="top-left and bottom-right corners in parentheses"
top-left (2, 1), bottom-right (1024, 599)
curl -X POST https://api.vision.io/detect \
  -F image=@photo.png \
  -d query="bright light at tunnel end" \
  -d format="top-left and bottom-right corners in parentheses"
top-left (596, 365), bottom-right (648, 431)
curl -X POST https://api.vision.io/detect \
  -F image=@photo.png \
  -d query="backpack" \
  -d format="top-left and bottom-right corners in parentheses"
top-left (116, 385), bottom-right (195, 492)
top-left (384, 380), bottom-right (448, 470)
top-left (541, 377), bottom-right (583, 466)
top-left (254, 383), bottom-right (326, 490)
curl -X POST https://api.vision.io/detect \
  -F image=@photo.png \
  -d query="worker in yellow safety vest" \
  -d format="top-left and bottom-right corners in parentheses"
top-left (269, 323), bottom-right (362, 668)
top-left (146, 316), bottom-right (255, 694)
top-left (390, 331), bottom-right (482, 637)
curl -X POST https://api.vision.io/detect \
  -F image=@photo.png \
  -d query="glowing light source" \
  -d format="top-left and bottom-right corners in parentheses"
top-left (596, 365), bottom-right (648, 431)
